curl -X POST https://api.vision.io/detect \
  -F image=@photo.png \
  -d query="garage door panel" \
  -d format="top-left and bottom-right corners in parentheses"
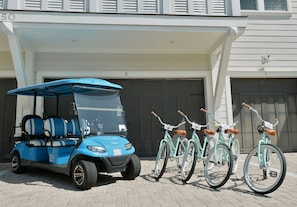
top-left (111, 79), bottom-right (204, 157)
top-left (0, 79), bottom-right (17, 161)
top-left (125, 96), bottom-right (142, 154)
top-left (287, 94), bottom-right (297, 150)
top-left (240, 95), bottom-right (256, 151)
top-left (274, 96), bottom-right (289, 148)
top-left (142, 96), bottom-right (163, 156)
top-left (232, 94), bottom-right (242, 147)
top-left (232, 78), bottom-right (297, 153)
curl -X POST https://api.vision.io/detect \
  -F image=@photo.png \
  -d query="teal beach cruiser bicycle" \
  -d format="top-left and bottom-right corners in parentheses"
top-left (200, 108), bottom-right (236, 188)
top-left (242, 103), bottom-right (286, 194)
top-left (178, 110), bottom-right (216, 183)
top-left (151, 111), bottom-right (188, 181)
top-left (201, 108), bottom-right (240, 175)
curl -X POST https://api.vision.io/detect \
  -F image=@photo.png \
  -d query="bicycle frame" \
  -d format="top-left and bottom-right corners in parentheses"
top-left (177, 110), bottom-right (213, 159)
top-left (257, 126), bottom-right (273, 169)
top-left (242, 103), bottom-right (278, 169)
top-left (207, 129), bottom-right (234, 167)
top-left (196, 133), bottom-right (209, 158)
top-left (187, 130), bottom-right (210, 159)
top-left (160, 130), bottom-right (186, 159)
top-left (200, 108), bottom-right (240, 167)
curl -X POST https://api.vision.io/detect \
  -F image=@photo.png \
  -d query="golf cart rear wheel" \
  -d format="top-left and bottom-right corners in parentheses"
top-left (121, 154), bottom-right (141, 179)
top-left (72, 160), bottom-right (97, 190)
top-left (11, 152), bottom-right (26, 174)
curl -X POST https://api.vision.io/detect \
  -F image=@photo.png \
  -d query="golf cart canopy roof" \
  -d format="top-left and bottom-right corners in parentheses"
top-left (7, 78), bottom-right (122, 97)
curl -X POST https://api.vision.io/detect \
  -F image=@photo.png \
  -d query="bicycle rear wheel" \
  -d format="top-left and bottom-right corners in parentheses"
top-left (231, 138), bottom-right (240, 174)
top-left (154, 141), bottom-right (169, 180)
top-left (204, 143), bottom-right (233, 188)
top-left (181, 141), bottom-right (197, 183)
top-left (244, 144), bottom-right (286, 194)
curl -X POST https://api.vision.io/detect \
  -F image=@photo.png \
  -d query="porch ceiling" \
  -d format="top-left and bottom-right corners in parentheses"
top-left (0, 13), bottom-right (246, 55)
top-left (0, 25), bottom-right (227, 54)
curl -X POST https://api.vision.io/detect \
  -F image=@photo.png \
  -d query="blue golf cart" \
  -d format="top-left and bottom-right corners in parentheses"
top-left (8, 78), bottom-right (141, 190)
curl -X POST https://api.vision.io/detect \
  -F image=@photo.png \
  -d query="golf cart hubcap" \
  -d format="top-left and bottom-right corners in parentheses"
top-left (73, 165), bottom-right (85, 185)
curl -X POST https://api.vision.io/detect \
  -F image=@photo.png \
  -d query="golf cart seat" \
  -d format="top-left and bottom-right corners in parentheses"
top-left (44, 117), bottom-right (78, 147)
top-left (67, 118), bottom-right (80, 137)
top-left (23, 115), bottom-right (46, 146)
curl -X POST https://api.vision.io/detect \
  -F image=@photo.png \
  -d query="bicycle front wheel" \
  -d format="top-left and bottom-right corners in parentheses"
top-left (154, 141), bottom-right (169, 181)
top-left (244, 144), bottom-right (286, 194)
top-left (181, 141), bottom-right (197, 183)
top-left (231, 138), bottom-right (240, 174)
top-left (176, 138), bottom-right (188, 168)
top-left (204, 143), bottom-right (233, 188)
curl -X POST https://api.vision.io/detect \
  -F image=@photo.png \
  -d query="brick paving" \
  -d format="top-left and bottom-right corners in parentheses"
top-left (0, 153), bottom-right (296, 207)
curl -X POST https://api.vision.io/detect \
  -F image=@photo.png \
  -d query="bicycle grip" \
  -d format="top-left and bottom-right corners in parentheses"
top-left (242, 102), bottom-right (251, 109)
top-left (151, 111), bottom-right (158, 117)
top-left (200, 108), bottom-right (208, 113)
top-left (177, 110), bottom-right (184, 116)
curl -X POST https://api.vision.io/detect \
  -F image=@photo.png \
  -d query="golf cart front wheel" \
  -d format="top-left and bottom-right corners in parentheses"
top-left (72, 160), bottom-right (97, 190)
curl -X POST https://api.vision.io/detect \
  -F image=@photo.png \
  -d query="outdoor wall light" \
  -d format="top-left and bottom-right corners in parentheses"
top-left (261, 54), bottom-right (271, 64)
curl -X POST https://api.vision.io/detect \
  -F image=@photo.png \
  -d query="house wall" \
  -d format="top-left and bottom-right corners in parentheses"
top-left (229, 1), bottom-right (297, 77)
top-left (223, 0), bottom-right (297, 152)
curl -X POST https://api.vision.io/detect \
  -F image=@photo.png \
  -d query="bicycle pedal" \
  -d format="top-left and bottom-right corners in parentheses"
top-left (233, 155), bottom-right (238, 161)
top-left (270, 171), bottom-right (278, 177)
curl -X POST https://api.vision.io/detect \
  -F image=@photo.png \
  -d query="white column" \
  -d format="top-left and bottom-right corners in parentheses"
top-left (213, 27), bottom-right (238, 110)
top-left (3, 22), bottom-right (28, 87)
top-left (2, 21), bottom-right (31, 130)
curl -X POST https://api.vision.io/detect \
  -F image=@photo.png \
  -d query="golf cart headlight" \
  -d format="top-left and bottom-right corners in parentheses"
top-left (87, 146), bottom-right (106, 153)
top-left (125, 143), bottom-right (133, 150)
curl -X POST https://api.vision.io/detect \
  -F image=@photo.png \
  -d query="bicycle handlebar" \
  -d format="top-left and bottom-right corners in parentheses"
top-left (151, 111), bottom-right (186, 131)
top-left (178, 110), bottom-right (209, 128)
top-left (200, 107), bottom-right (236, 129)
top-left (242, 102), bottom-right (278, 128)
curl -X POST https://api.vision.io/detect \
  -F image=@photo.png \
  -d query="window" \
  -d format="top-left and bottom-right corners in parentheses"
top-left (264, 0), bottom-right (287, 11)
top-left (240, 0), bottom-right (288, 11)
top-left (241, 0), bottom-right (257, 10)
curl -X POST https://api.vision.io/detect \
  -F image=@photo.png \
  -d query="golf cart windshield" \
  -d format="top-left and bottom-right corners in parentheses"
top-left (74, 86), bottom-right (127, 137)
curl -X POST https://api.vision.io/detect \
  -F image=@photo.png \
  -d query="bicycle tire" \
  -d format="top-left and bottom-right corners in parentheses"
top-left (243, 144), bottom-right (286, 194)
top-left (204, 143), bottom-right (233, 188)
top-left (154, 141), bottom-right (169, 180)
top-left (176, 138), bottom-right (188, 168)
top-left (231, 138), bottom-right (240, 174)
top-left (181, 141), bottom-right (197, 183)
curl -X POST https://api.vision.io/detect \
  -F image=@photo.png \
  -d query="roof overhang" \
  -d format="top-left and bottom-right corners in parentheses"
top-left (0, 11), bottom-right (247, 54)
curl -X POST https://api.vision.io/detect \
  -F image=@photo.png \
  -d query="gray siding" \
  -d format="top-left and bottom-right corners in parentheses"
top-left (229, 1), bottom-right (297, 73)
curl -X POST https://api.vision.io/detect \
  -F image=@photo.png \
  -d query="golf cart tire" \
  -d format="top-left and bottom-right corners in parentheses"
top-left (72, 160), bottom-right (97, 190)
top-left (121, 154), bottom-right (141, 180)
